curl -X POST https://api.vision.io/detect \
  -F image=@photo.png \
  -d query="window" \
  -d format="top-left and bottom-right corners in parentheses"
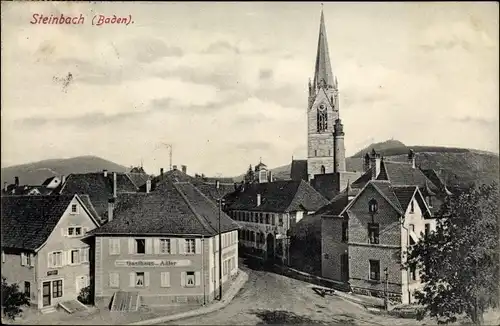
top-left (278, 215), bottom-right (283, 227)
top-left (185, 239), bottom-right (196, 254)
top-left (81, 248), bottom-right (89, 263)
top-left (135, 272), bottom-right (145, 287)
top-left (259, 213), bottom-right (263, 224)
top-left (271, 214), bottom-right (275, 225)
top-left (24, 281), bottom-right (30, 296)
top-left (160, 239), bottom-right (171, 254)
top-left (109, 272), bottom-right (119, 288)
top-left (68, 227), bottom-right (82, 237)
top-left (109, 239), bottom-right (120, 255)
top-left (424, 223), bottom-right (431, 237)
top-left (410, 200), bottom-right (415, 213)
top-left (71, 204), bottom-right (78, 214)
top-left (368, 199), bottom-right (378, 214)
top-left (321, 165), bottom-right (326, 174)
top-left (186, 272), bottom-right (195, 287)
top-left (368, 223), bottom-right (379, 244)
top-left (135, 239), bottom-right (145, 254)
top-left (317, 106), bottom-right (328, 132)
top-left (265, 214), bottom-right (270, 224)
top-left (410, 265), bottom-right (417, 281)
top-left (48, 251), bottom-right (63, 268)
top-left (21, 252), bottom-right (32, 266)
top-left (314, 150), bottom-right (318, 157)
top-left (369, 260), bottom-right (380, 281)
top-left (52, 280), bottom-right (63, 298)
top-left (341, 221), bottom-right (348, 243)
top-left (161, 272), bottom-right (170, 287)
top-left (71, 249), bottom-right (80, 265)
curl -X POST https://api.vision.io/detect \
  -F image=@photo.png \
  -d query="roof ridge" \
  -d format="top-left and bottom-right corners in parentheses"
top-left (172, 183), bottom-right (217, 235)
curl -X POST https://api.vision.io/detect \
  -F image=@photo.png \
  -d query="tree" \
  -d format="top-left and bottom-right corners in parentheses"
top-left (77, 285), bottom-right (92, 305)
top-left (244, 165), bottom-right (255, 184)
top-left (1, 276), bottom-right (30, 320)
top-left (406, 183), bottom-right (499, 325)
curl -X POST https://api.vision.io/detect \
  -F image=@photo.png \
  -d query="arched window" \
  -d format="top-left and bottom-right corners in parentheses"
top-left (321, 165), bottom-right (326, 174)
top-left (317, 104), bottom-right (328, 132)
top-left (369, 199), bottom-right (378, 214)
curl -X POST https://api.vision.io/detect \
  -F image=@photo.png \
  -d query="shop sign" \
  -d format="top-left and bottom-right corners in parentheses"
top-left (114, 259), bottom-right (191, 268)
top-left (47, 270), bottom-right (58, 276)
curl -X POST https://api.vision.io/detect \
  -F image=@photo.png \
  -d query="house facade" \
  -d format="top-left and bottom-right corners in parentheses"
top-left (224, 180), bottom-right (328, 263)
top-left (89, 180), bottom-right (240, 307)
top-left (321, 180), bottom-right (436, 304)
top-left (1, 195), bottom-right (100, 312)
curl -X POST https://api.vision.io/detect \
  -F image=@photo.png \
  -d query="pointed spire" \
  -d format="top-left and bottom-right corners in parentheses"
top-left (313, 7), bottom-right (335, 90)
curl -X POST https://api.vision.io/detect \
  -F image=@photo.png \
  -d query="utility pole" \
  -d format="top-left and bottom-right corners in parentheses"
top-left (384, 267), bottom-right (389, 311)
top-left (155, 142), bottom-right (173, 171)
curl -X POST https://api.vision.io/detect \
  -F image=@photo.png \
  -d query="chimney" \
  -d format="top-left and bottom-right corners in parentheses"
top-left (216, 180), bottom-right (220, 189)
top-left (181, 165), bottom-right (187, 174)
top-left (14, 176), bottom-right (19, 186)
top-left (363, 153), bottom-right (370, 172)
top-left (370, 150), bottom-right (381, 180)
top-left (146, 179), bottom-right (151, 193)
top-left (107, 198), bottom-right (115, 222)
top-left (172, 165), bottom-right (178, 171)
top-left (257, 194), bottom-right (261, 207)
top-left (160, 168), bottom-right (164, 180)
top-left (103, 169), bottom-right (108, 178)
top-left (113, 172), bottom-right (117, 198)
top-left (61, 175), bottom-right (66, 184)
top-left (408, 149), bottom-right (416, 169)
top-left (3, 182), bottom-right (7, 192)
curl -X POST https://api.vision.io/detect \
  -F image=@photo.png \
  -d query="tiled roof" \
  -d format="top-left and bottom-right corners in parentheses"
top-left (90, 181), bottom-right (239, 237)
top-left (2, 185), bottom-right (53, 196)
top-left (2, 195), bottom-right (76, 250)
top-left (392, 186), bottom-right (418, 212)
top-left (314, 190), bottom-right (349, 216)
top-left (126, 173), bottom-right (150, 189)
top-left (351, 168), bottom-right (373, 189)
top-left (370, 181), bottom-right (403, 213)
top-left (42, 177), bottom-right (57, 186)
top-left (78, 194), bottom-right (103, 224)
top-left (224, 180), bottom-right (328, 213)
top-left (59, 172), bottom-right (138, 219)
top-left (377, 161), bottom-right (439, 192)
top-left (290, 160), bottom-right (308, 181)
top-left (194, 182), bottom-right (236, 205)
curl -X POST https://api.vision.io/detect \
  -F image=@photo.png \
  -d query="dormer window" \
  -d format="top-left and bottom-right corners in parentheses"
top-left (368, 199), bottom-right (378, 214)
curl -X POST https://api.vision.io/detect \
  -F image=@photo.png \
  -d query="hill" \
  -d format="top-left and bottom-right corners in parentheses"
top-left (233, 140), bottom-right (499, 191)
top-left (1, 156), bottom-right (129, 185)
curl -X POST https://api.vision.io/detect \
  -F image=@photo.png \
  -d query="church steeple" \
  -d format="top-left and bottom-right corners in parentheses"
top-left (313, 8), bottom-right (335, 90)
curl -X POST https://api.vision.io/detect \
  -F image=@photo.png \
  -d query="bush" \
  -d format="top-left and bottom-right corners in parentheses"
top-left (1, 276), bottom-right (30, 320)
top-left (77, 285), bottom-right (92, 305)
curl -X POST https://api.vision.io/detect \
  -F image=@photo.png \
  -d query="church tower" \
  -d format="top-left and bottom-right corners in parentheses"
top-left (307, 8), bottom-right (340, 181)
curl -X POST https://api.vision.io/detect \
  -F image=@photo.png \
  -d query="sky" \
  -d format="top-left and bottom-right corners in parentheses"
top-left (1, 2), bottom-right (498, 177)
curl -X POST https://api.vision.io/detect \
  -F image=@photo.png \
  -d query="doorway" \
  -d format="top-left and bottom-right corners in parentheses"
top-left (42, 282), bottom-right (51, 307)
top-left (340, 253), bottom-right (349, 282)
top-left (76, 275), bottom-right (88, 294)
top-left (266, 233), bottom-right (275, 261)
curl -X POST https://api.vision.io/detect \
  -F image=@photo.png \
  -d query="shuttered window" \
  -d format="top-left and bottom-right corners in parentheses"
top-left (160, 272), bottom-right (170, 287)
top-left (109, 272), bottom-right (119, 288)
top-left (109, 238), bottom-right (121, 255)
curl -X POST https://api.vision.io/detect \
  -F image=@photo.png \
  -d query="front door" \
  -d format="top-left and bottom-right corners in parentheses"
top-left (340, 253), bottom-right (349, 282)
top-left (42, 282), bottom-right (51, 307)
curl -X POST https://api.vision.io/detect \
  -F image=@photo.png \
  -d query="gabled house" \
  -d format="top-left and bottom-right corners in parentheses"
top-left (223, 180), bottom-right (328, 263)
top-left (1, 195), bottom-right (101, 312)
top-left (86, 180), bottom-right (240, 308)
top-left (57, 170), bottom-right (140, 222)
top-left (321, 180), bottom-right (436, 304)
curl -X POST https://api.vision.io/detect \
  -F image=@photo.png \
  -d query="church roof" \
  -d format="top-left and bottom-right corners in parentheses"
top-left (313, 9), bottom-right (335, 89)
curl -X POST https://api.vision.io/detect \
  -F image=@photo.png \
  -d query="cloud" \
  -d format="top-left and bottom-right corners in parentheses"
top-left (259, 68), bottom-right (273, 80)
top-left (203, 40), bottom-right (241, 54)
top-left (452, 116), bottom-right (499, 129)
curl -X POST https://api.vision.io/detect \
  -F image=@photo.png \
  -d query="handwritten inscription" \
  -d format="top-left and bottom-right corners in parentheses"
top-left (30, 14), bottom-right (134, 26)
top-left (114, 259), bottom-right (191, 268)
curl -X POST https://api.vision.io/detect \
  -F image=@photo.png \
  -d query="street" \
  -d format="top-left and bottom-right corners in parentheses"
top-left (162, 258), bottom-right (417, 325)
